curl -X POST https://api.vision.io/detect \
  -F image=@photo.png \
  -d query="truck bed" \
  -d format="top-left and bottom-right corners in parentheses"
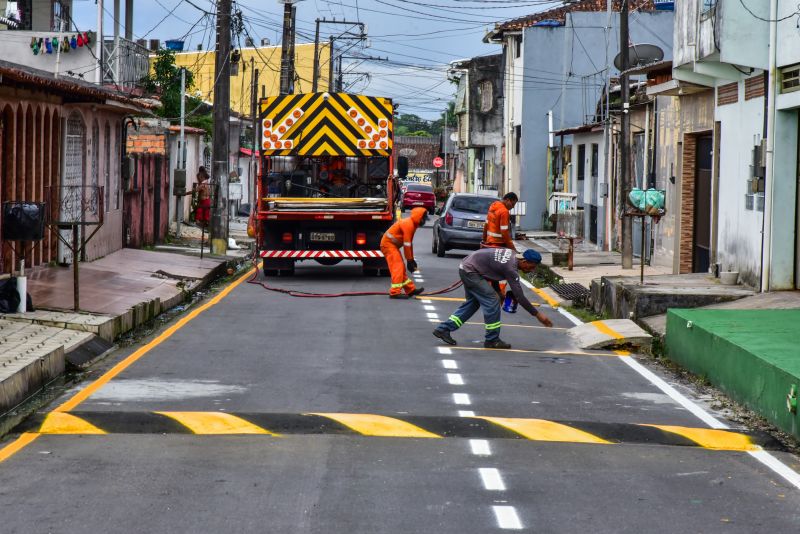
top-left (264, 197), bottom-right (389, 212)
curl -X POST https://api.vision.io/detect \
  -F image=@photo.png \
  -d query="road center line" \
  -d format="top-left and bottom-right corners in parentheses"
top-left (437, 347), bottom-right (452, 355)
top-left (478, 468), bottom-right (506, 491)
top-left (453, 393), bottom-right (471, 405)
top-left (446, 373), bottom-right (464, 385)
top-left (470, 439), bottom-right (492, 456)
top-left (424, 305), bottom-right (436, 311)
top-left (492, 506), bottom-right (523, 530)
top-left (426, 312), bottom-right (439, 319)
top-left (441, 359), bottom-right (458, 370)
top-left (458, 410), bottom-right (476, 417)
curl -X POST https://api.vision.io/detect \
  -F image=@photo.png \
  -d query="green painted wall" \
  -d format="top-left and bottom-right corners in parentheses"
top-left (666, 308), bottom-right (800, 438)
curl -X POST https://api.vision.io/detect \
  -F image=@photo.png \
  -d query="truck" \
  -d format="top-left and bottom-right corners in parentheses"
top-left (255, 92), bottom-right (397, 276)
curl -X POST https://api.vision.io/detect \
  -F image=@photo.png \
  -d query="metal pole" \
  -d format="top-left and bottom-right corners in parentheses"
top-left (211, 0), bottom-right (232, 255)
top-left (96, 0), bottom-right (104, 83)
top-left (640, 214), bottom-right (646, 284)
top-left (251, 63), bottom-right (260, 210)
top-left (279, 1), bottom-right (295, 95)
top-left (113, 0), bottom-right (120, 86)
top-left (328, 36), bottom-right (335, 92)
top-left (312, 19), bottom-right (321, 92)
top-left (177, 67), bottom-right (185, 238)
top-left (620, 0), bottom-right (633, 269)
top-left (72, 225), bottom-right (79, 311)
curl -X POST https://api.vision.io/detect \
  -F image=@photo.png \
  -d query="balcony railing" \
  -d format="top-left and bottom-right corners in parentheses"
top-left (102, 37), bottom-right (150, 91)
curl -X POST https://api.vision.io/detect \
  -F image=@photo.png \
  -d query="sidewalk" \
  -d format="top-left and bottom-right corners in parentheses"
top-left (0, 246), bottom-right (242, 417)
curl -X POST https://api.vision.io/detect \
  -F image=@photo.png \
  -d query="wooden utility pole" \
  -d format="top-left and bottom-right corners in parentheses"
top-left (312, 19), bottom-right (321, 92)
top-left (211, 0), bottom-right (232, 255)
top-left (279, 0), bottom-right (297, 95)
top-left (620, 0), bottom-right (633, 268)
top-left (251, 62), bottom-right (260, 210)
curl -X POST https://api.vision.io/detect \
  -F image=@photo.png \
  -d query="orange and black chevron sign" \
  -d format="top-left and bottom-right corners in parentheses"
top-left (259, 93), bottom-right (393, 157)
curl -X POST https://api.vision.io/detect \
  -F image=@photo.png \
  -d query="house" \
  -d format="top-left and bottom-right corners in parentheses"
top-left (485, 0), bottom-right (674, 230)
top-left (0, 59), bottom-right (149, 274)
top-left (394, 136), bottom-right (441, 184)
top-left (451, 54), bottom-right (504, 196)
top-left (672, 0), bottom-right (799, 290)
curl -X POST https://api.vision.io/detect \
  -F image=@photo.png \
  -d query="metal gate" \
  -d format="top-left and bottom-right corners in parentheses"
top-left (59, 112), bottom-right (85, 264)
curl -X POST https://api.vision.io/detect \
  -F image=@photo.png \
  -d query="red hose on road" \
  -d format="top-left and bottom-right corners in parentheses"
top-left (246, 262), bottom-right (463, 298)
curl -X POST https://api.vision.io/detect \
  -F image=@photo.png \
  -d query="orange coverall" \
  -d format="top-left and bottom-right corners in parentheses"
top-left (380, 207), bottom-right (426, 296)
top-left (483, 201), bottom-right (514, 249)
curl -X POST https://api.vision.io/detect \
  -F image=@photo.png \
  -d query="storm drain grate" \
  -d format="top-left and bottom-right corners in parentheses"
top-left (550, 283), bottom-right (591, 302)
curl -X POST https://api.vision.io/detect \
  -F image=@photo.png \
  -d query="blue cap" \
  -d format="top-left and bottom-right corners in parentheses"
top-left (522, 249), bottom-right (542, 263)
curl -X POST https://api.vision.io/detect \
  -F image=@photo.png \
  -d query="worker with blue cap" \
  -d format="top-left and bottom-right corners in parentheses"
top-left (433, 248), bottom-right (553, 349)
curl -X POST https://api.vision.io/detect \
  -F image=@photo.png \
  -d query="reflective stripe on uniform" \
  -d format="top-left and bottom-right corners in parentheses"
top-left (403, 279), bottom-right (414, 286)
top-left (385, 231), bottom-right (402, 246)
top-left (391, 281), bottom-right (405, 288)
top-left (449, 315), bottom-right (463, 327)
top-left (485, 321), bottom-right (502, 330)
top-left (404, 242), bottom-right (412, 247)
top-left (500, 225), bottom-right (509, 230)
top-left (487, 231), bottom-right (503, 238)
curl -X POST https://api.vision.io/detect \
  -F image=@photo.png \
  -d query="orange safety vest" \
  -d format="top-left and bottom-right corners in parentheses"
top-left (381, 207), bottom-right (426, 259)
top-left (484, 201), bottom-right (513, 248)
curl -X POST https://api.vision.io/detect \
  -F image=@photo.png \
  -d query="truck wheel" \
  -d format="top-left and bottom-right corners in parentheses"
top-left (263, 267), bottom-right (279, 277)
top-left (362, 267), bottom-right (378, 276)
top-left (379, 268), bottom-right (391, 277)
top-left (279, 263), bottom-right (295, 276)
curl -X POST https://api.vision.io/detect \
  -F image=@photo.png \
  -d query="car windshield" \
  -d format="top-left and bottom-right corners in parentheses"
top-left (451, 196), bottom-right (496, 213)
top-left (406, 184), bottom-right (433, 192)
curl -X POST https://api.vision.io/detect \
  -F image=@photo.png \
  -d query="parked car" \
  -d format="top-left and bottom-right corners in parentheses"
top-left (400, 183), bottom-right (436, 213)
top-left (432, 193), bottom-right (498, 257)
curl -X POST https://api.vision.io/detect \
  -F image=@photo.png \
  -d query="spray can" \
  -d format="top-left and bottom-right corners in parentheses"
top-left (503, 291), bottom-right (518, 313)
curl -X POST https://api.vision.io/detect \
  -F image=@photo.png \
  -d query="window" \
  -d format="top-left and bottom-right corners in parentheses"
top-left (91, 120), bottom-right (99, 195)
top-left (104, 122), bottom-right (111, 211)
top-left (52, 0), bottom-right (69, 31)
top-left (781, 64), bottom-right (800, 94)
top-left (514, 35), bottom-right (522, 58)
top-left (115, 125), bottom-right (121, 209)
top-left (702, 0), bottom-right (716, 12)
top-left (478, 80), bottom-right (494, 113)
top-left (591, 143), bottom-right (599, 177)
top-left (577, 144), bottom-right (586, 181)
top-left (3, 0), bottom-right (32, 30)
top-left (514, 125), bottom-right (521, 155)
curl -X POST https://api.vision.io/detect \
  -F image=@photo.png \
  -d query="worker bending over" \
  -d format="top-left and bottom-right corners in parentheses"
top-left (483, 192), bottom-right (518, 249)
top-left (380, 207), bottom-right (427, 299)
top-left (433, 248), bottom-right (552, 349)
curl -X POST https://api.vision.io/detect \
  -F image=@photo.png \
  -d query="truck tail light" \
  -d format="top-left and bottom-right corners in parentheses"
top-left (282, 232), bottom-right (293, 243)
top-left (444, 212), bottom-right (453, 226)
top-left (355, 232), bottom-right (367, 246)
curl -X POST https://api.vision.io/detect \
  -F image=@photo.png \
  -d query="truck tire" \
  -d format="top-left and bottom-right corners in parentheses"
top-left (362, 266), bottom-right (378, 276)
top-left (263, 267), bottom-right (279, 277)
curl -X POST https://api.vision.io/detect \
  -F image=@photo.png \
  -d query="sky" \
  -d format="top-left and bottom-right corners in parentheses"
top-left (73, 0), bottom-right (562, 119)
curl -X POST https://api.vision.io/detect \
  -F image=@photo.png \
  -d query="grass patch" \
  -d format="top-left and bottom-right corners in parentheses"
top-left (564, 305), bottom-right (603, 324)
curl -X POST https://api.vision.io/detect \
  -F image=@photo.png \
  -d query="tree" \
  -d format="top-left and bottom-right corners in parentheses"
top-left (140, 49), bottom-right (212, 132)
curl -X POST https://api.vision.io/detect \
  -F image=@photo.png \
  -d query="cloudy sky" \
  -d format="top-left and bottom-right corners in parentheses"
top-left (73, 0), bottom-right (561, 119)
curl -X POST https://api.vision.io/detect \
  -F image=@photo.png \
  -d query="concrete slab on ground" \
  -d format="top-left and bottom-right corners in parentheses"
top-left (568, 319), bottom-right (652, 350)
top-left (2, 310), bottom-right (116, 342)
top-left (666, 308), bottom-right (800, 440)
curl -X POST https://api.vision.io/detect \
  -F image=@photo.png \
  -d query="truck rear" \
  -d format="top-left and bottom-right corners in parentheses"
top-left (256, 92), bottom-right (396, 276)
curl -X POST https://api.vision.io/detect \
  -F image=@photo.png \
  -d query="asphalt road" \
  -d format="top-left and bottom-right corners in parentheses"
top-left (2, 222), bottom-right (800, 533)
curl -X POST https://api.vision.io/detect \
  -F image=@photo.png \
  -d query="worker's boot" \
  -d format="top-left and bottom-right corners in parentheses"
top-left (389, 293), bottom-right (410, 300)
top-left (433, 329), bottom-right (457, 346)
top-left (409, 287), bottom-right (425, 297)
top-left (484, 338), bottom-right (511, 349)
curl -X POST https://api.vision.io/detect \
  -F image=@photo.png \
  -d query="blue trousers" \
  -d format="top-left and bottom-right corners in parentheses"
top-left (436, 269), bottom-right (501, 341)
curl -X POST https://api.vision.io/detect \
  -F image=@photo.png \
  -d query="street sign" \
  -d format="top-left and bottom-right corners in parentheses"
top-left (433, 156), bottom-right (444, 168)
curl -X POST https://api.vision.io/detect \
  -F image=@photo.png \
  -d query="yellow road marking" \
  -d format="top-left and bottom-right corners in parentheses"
top-left (312, 413), bottom-right (440, 438)
top-left (0, 433), bottom-right (39, 462)
top-left (530, 286), bottom-right (560, 308)
top-left (449, 346), bottom-right (621, 357)
top-left (157, 412), bottom-right (275, 435)
top-left (465, 322), bottom-right (566, 330)
top-left (591, 321), bottom-right (624, 340)
top-left (0, 267), bottom-right (255, 464)
top-left (480, 416), bottom-right (611, 444)
top-left (643, 424), bottom-right (759, 451)
top-left (416, 296), bottom-right (465, 302)
top-left (38, 412), bottom-right (107, 434)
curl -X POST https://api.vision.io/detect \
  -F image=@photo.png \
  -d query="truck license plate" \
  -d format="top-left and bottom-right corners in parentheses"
top-left (467, 220), bottom-right (482, 229)
top-left (310, 232), bottom-right (336, 242)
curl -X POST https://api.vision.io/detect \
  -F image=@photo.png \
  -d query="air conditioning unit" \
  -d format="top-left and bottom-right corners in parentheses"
top-left (245, 37), bottom-right (254, 47)
top-left (261, 38), bottom-right (270, 46)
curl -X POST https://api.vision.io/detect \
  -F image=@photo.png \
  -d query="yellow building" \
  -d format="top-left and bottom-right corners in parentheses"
top-left (171, 42), bottom-right (331, 117)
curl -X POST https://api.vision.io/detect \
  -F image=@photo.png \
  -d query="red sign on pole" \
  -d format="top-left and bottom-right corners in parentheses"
top-left (433, 156), bottom-right (444, 168)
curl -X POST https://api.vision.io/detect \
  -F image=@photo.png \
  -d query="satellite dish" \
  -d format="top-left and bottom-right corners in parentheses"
top-left (450, 132), bottom-right (458, 142)
top-left (613, 43), bottom-right (664, 71)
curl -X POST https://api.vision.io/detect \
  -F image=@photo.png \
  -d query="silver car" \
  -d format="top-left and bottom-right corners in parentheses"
top-left (432, 193), bottom-right (499, 257)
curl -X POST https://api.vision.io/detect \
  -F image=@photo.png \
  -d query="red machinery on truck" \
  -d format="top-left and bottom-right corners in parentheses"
top-left (255, 92), bottom-right (397, 276)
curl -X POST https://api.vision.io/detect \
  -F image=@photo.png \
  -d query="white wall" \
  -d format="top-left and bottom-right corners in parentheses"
top-left (168, 132), bottom-right (207, 223)
top-left (715, 85), bottom-right (765, 287)
top-left (0, 30), bottom-right (101, 82)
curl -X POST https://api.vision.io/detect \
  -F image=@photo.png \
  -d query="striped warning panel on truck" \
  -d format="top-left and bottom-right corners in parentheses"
top-left (260, 250), bottom-right (384, 258)
top-left (260, 93), bottom-right (393, 156)
top-left (20, 411), bottom-right (779, 452)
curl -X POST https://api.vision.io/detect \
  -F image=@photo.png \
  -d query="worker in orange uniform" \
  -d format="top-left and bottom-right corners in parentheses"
top-left (380, 207), bottom-right (428, 299)
top-left (483, 192), bottom-right (518, 249)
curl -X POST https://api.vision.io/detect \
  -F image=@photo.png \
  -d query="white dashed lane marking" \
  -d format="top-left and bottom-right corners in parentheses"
top-left (492, 506), bottom-right (523, 530)
top-left (478, 468), bottom-right (506, 491)
top-left (459, 410), bottom-right (475, 417)
top-left (447, 373), bottom-right (464, 385)
top-left (470, 439), bottom-right (491, 456)
top-left (453, 393), bottom-right (471, 405)
top-left (441, 359), bottom-right (458, 370)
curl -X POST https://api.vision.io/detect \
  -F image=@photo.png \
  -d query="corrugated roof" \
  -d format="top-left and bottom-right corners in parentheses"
top-left (487, 0), bottom-right (657, 39)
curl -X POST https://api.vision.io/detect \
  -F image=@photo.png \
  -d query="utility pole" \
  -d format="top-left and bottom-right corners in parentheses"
top-left (177, 67), bottom-right (186, 239)
top-left (312, 19), bottom-right (321, 92)
top-left (211, 0), bottom-right (232, 255)
top-left (312, 19), bottom-right (367, 93)
top-left (620, 0), bottom-right (633, 269)
top-left (328, 36), bottom-right (335, 92)
top-left (279, 0), bottom-right (297, 95)
top-left (250, 60), bottom-right (260, 211)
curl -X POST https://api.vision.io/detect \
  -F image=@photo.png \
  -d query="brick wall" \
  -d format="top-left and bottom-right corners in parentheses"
top-left (744, 74), bottom-right (765, 100)
top-left (717, 82), bottom-right (738, 106)
top-left (126, 133), bottom-right (167, 155)
top-left (679, 134), bottom-right (697, 274)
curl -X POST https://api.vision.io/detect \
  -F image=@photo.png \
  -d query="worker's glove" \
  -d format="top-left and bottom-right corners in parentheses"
top-left (535, 312), bottom-right (553, 328)
top-left (406, 259), bottom-right (418, 272)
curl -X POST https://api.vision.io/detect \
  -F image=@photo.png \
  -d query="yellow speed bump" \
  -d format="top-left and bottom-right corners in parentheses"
top-left (39, 412), bottom-right (106, 435)
top-left (643, 424), bottom-right (759, 451)
top-left (479, 416), bottom-right (611, 444)
top-left (312, 413), bottom-right (441, 438)
top-left (157, 412), bottom-right (275, 435)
